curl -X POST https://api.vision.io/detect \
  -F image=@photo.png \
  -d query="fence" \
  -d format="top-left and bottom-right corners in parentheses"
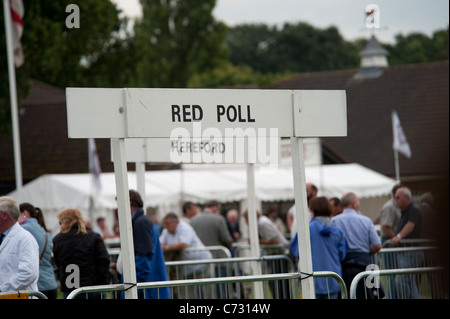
top-left (372, 246), bottom-right (438, 270)
top-left (108, 245), bottom-right (231, 261)
top-left (368, 245), bottom-right (446, 299)
top-left (349, 266), bottom-right (445, 299)
top-left (102, 242), bottom-right (445, 300)
top-left (165, 255), bottom-right (296, 299)
top-left (232, 243), bottom-right (289, 257)
top-left (66, 270), bottom-right (347, 299)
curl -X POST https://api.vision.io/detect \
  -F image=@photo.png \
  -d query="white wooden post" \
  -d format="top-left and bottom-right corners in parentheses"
top-left (136, 161), bottom-right (146, 196)
top-left (111, 138), bottom-right (138, 299)
top-left (246, 163), bottom-right (264, 298)
top-left (290, 137), bottom-right (315, 299)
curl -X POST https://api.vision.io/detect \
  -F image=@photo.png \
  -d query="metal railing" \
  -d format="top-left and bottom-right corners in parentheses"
top-left (232, 243), bottom-right (289, 257)
top-left (66, 270), bottom-right (347, 299)
top-left (184, 245), bottom-right (232, 258)
top-left (165, 255), bottom-right (295, 299)
top-left (349, 266), bottom-right (444, 299)
top-left (381, 238), bottom-right (436, 248)
top-left (165, 255), bottom-right (295, 277)
top-left (108, 245), bottom-right (231, 260)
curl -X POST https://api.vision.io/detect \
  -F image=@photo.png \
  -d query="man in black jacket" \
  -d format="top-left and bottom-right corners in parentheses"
top-left (128, 190), bottom-right (170, 299)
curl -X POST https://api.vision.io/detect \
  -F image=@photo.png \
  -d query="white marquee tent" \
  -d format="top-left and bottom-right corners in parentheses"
top-left (8, 163), bottom-right (395, 234)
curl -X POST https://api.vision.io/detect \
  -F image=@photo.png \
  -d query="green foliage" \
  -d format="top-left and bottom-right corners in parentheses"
top-left (1, 0), bottom-right (448, 135)
top-left (227, 22), bottom-right (361, 74)
top-left (386, 27), bottom-right (449, 66)
top-left (21, 0), bottom-right (122, 87)
top-left (187, 62), bottom-right (290, 88)
top-left (132, 0), bottom-right (228, 88)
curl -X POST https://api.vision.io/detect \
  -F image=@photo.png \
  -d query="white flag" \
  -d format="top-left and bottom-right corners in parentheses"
top-left (88, 138), bottom-right (102, 194)
top-left (9, 0), bottom-right (25, 67)
top-left (392, 110), bottom-right (411, 158)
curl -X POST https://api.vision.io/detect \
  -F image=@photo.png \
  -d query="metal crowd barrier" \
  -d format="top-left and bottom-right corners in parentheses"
top-left (66, 270), bottom-right (347, 299)
top-left (184, 245), bottom-right (232, 258)
top-left (381, 238), bottom-right (436, 248)
top-left (372, 246), bottom-right (438, 270)
top-left (358, 244), bottom-right (445, 299)
top-left (108, 245), bottom-right (232, 260)
top-left (0, 290), bottom-right (48, 299)
top-left (166, 255), bottom-right (295, 278)
top-left (165, 255), bottom-right (295, 299)
top-left (349, 266), bottom-right (445, 299)
top-left (232, 243), bottom-right (289, 257)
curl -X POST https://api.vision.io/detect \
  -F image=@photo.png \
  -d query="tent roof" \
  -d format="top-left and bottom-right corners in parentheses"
top-left (8, 163), bottom-right (395, 212)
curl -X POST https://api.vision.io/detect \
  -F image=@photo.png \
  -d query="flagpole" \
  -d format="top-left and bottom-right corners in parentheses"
top-left (394, 148), bottom-right (400, 183)
top-left (88, 139), bottom-right (95, 225)
top-left (391, 110), bottom-right (400, 183)
top-left (3, 0), bottom-right (23, 190)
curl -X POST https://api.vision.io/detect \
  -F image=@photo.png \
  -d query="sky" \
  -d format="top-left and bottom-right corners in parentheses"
top-left (110, 0), bottom-right (449, 44)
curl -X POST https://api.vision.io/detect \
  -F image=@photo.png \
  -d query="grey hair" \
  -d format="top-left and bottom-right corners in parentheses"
top-left (0, 196), bottom-right (21, 221)
top-left (341, 192), bottom-right (358, 208)
top-left (398, 187), bottom-right (412, 199)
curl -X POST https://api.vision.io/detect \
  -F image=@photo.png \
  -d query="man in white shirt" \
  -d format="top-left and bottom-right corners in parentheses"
top-left (0, 196), bottom-right (39, 293)
top-left (160, 212), bottom-right (212, 298)
top-left (160, 212), bottom-right (212, 264)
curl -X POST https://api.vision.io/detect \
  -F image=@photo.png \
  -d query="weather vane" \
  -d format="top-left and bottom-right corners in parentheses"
top-left (361, 4), bottom-right (388, 36)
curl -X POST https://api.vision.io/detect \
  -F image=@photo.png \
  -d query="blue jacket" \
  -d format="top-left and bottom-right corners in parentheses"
top-left (291, 218), bottom-right (347, 294)
top-left (21, 218), bottom-right (57, 291)
top-left (131, 209), bottom-right (171, 299)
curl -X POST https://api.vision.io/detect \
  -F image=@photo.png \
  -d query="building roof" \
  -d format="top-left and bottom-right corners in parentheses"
top-left (359, 34), bottom-right (389, 57)
top-left (268, 60), bottom-right (449, 186)
top-left (1, 58), bottom-right (448, 194)
top-left (0, 81), bottom-right (110, 193)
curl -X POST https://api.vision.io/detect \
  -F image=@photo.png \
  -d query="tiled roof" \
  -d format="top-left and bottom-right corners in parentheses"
top-left (1, 61), bottom-right (448, 193)
top-left (0, 81), bottom-right (115, 190)
top-left (268, 61), bottom-right (449, 182)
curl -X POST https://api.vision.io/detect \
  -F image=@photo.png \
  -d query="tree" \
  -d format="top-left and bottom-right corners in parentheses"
top-left (430, 27), bottom-right (449, 61)
top-left (0, 0), bottom-right (123, 134)
top-left (227, 22), bottom-right (360, 74)
top-left (21, 0), bottom-right (122, 87)
top-left (382, 27), bottom-right (448, 66)
top-left (187, 61), bottom-right (289, 88)
top-left (132, 0), bottom-right (228, 88)
top-left (227, 24), bottom-right (278, 74)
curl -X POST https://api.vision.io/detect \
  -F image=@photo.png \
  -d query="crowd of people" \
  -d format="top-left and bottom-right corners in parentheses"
top-left (0, 181), bottom-right (436, 299)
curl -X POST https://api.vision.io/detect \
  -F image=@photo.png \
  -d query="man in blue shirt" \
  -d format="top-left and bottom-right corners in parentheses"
top-left (333, 192), bottom-right (382, 299)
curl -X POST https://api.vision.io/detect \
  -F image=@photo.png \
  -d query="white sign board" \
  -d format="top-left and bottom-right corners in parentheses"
top-left (115, 137), bottom-right (282, 165)
top-left (280, 137), bottom-right (322, 166)
top-left (66, 88), bottom-right (346, 139)
top-left (66, 87), bottom-right (347, 299)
